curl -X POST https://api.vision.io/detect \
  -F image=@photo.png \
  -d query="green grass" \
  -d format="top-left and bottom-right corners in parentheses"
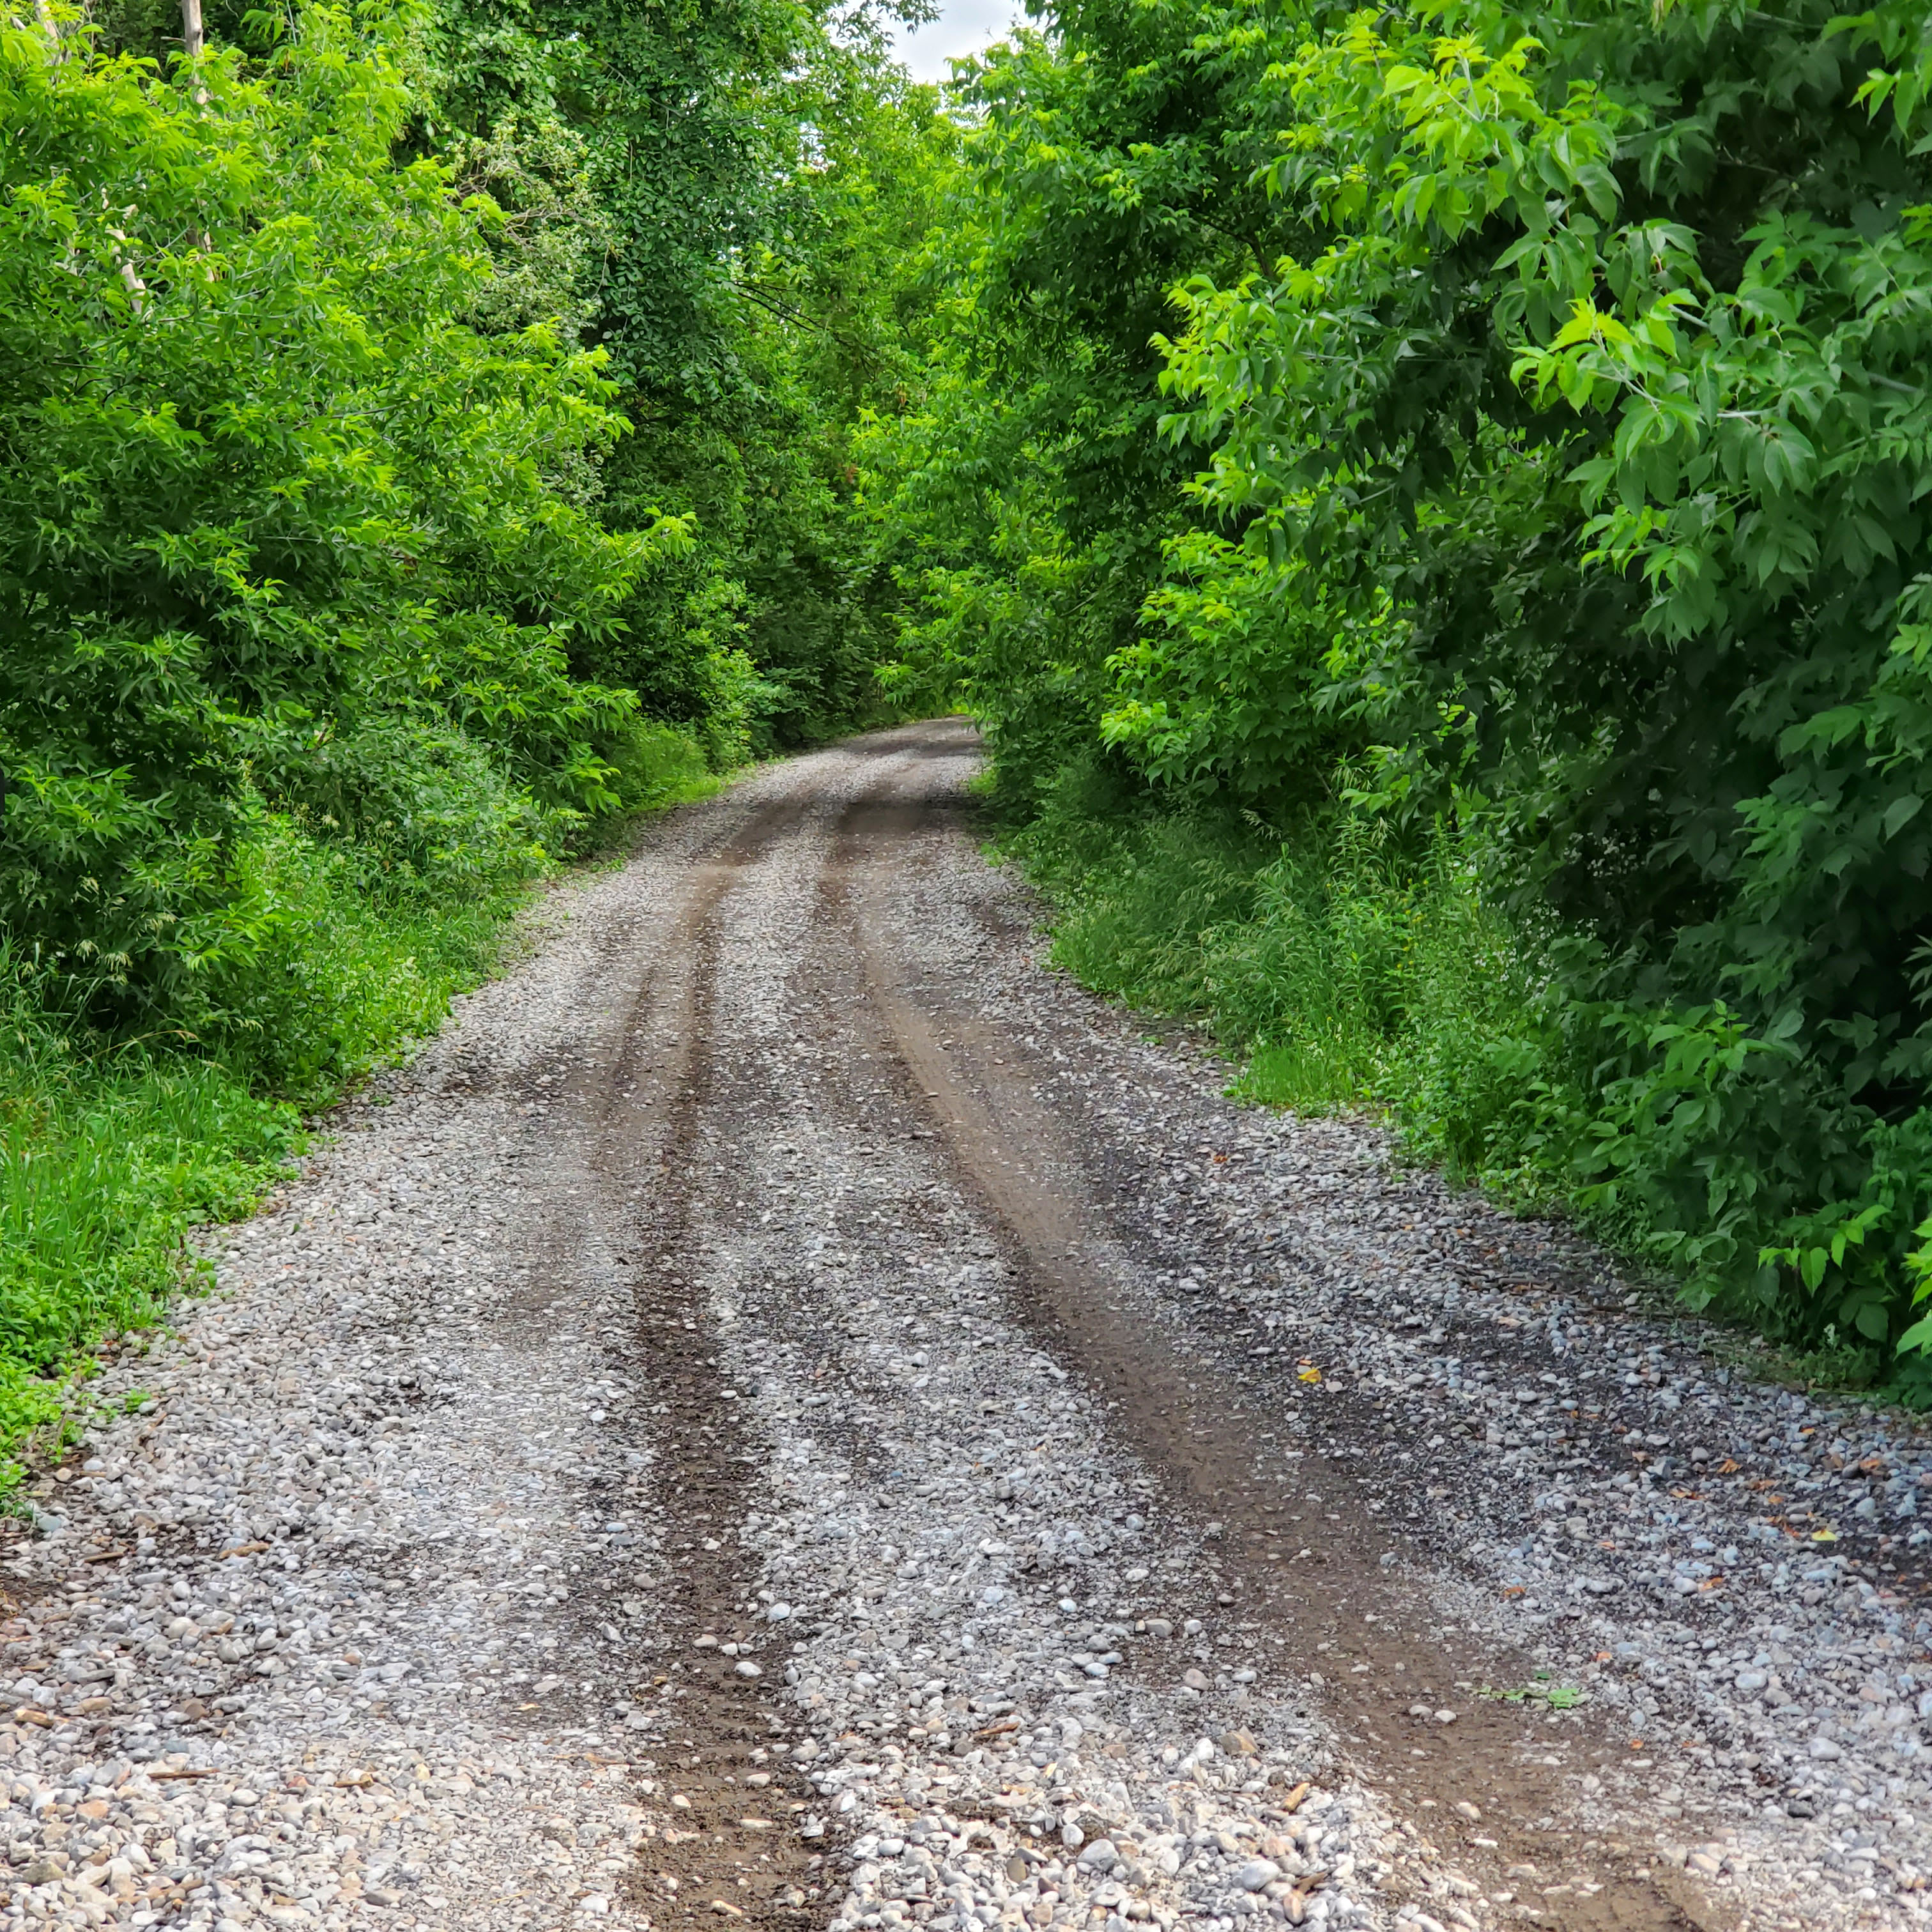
top-left (1006, 760), bottom-right (1581, 1209)
top-left (0, 994), bottom-right (303, 1487)
top-left (581, 717), bottom-right (728, 859)
top-left (0, 716), bottom-right (727, 1492)
top-left (0, 845), bottom-right (518, 1489)
top-left (606, 717), bottom-right (728, 818)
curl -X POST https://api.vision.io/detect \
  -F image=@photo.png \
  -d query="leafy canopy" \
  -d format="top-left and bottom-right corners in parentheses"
top-left (865, 0), bottom-right (1932, 1361)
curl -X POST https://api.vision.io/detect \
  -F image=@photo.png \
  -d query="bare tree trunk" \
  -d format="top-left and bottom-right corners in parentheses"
top-left (180, 0), bottom-right (203, 58)
top-left (34, 0), bottom-right (66, 58)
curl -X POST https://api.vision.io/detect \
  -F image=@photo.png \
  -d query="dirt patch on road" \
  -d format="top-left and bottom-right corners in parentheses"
top-left (571, 802), bottom-right (839, 1932)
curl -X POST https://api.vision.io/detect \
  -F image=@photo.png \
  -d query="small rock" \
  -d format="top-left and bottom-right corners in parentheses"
top-left (1234, 1860), bottom-right (1280, 1892)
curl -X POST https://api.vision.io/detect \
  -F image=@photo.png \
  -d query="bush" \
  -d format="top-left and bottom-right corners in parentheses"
top-left (0, 779), bottom-right (544, 1476)
top-left (0, 0), bottom-right (928, 1489)
top-left (1010, 763), bottom-right (1932, 1395)
top-left (187, 813), bottom-right (528, 1100)
top-left (1149, 0), bottom-right (1932, 1352)
top-left (870, 0), bottom-right (1932, 1363)
top-left (0, 1), bottom-right (670, 1017)
top-left (602, 718), bottom-right (724, 817)
top-left (0, 4), bottom-right (703, 1483)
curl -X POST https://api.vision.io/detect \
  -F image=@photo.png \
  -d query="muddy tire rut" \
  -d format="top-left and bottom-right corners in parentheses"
top-left (835, 778), bottom-right (1706, 1932)
top-left (576, 807), bottom-right (836, 1929)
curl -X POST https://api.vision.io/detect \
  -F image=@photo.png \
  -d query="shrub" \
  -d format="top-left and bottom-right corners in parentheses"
top-left (0, 1), bottom-right (671, 1016)
top-left (871, 0), bottom-right (1932, 1360)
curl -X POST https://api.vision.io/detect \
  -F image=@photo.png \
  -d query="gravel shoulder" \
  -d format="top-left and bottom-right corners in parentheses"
top-left (3, 721), bottom-right (1929, 1932)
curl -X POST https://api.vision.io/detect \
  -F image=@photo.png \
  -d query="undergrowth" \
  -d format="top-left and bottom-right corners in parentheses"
top-left (0, 720), bottom-right (722, 1497)
top-left (1000, 758), bottom-right (1932, 1409)
top-left (1009, 762), bottom-right (1572, 1188)
top-left (589, 719), bottom-right (729, 847)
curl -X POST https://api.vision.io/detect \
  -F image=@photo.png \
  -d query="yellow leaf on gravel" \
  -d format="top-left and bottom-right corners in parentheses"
top-left (1297, 1366), bottom-right (1322, 1384)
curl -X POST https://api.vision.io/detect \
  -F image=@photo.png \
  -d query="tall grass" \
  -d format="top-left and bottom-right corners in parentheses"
top-left (607, 718), bottom-right (726, 815)
top-left (1006, 760), bottom-right (1583, 1206)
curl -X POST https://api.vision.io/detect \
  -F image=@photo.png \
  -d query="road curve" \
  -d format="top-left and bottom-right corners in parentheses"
top-left (2, 721), bottom-right (1927, 1932)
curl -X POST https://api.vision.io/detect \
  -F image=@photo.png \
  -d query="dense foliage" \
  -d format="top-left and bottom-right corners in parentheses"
top-left (864, 0), bottom-right (1932, 1378)
top-left (422, 0), bottom-right (951, 754)
top-left (0, 0), bottom-right (937, 1471)
top-left (3, 3), bottom-right (667, 1026)
top-left (12, 0), bottom-right (1932, 1449)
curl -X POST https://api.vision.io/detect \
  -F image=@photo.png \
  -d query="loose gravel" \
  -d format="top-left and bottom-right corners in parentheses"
top-left (0, 723), bottom-right (1928, 1932)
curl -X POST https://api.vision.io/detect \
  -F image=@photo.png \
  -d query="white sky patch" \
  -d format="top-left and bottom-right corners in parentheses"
top-left (891, 0), bottom-right (1025, 84)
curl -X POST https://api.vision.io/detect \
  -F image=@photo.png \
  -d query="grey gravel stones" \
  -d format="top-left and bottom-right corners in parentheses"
top-left (0, 725), bottom-right (1928, 1932)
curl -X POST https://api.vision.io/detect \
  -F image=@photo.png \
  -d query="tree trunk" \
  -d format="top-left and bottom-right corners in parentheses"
top-left (180, 0), bottom-right (203, 58)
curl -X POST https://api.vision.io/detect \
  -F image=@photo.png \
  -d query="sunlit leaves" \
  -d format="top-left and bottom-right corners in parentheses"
top-left (0, 3), bottom-right (648, 1008)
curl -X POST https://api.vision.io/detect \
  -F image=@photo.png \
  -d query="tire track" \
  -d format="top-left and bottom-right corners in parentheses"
top-left (569, 795), bottom-right (842, 1930)
top-left (831, 749), bottom-right (1722, 1932)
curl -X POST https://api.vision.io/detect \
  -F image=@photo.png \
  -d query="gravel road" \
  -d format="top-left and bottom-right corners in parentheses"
top-left (6, 720), bottom-right (1932, 1932)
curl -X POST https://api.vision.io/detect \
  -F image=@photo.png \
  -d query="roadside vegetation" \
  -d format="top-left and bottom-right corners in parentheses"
top-left (0, 0), bottom-right (942, 1478)
top-left (861, 0), bottom-right (1932, 1399)
top-left (9, 0), bottom-right (1932, 1471)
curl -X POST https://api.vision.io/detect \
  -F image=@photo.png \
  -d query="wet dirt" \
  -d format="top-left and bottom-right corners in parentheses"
top-left (571, 807), bottom-right (838, 1929)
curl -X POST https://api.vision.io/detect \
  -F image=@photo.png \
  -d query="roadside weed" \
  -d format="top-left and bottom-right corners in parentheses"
top-left (1478, 1681), bottom-right (1586, 1710)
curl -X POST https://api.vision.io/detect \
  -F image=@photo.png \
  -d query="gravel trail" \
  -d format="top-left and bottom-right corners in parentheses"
top-left (5, 721), bottom-right (1932, 1932)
